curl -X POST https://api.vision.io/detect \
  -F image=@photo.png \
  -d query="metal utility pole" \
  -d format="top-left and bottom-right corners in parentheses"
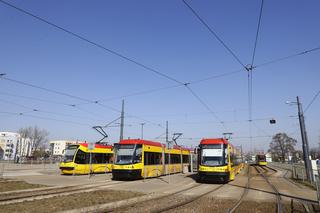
top-left (140, 123), bottom-right (145, 139)
top-left (166, 121), bottom-right (169, 145)
top-left (119, 99), bottom-right (124, 141)
top-left (297, 96), bottom-right (313, 182)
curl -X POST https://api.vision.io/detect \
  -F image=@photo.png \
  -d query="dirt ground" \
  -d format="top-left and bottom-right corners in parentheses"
top-left (162, 198), bottom-right (305, 213)
top-left (0, 178), bottom-right (45, 192)
top-left (0, 189), bottom-right (144, 213)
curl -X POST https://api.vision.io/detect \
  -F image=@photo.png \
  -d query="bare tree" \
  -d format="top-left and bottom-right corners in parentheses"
top-left (310, 147), bottom-right (320, 160)
top-left (30, 126), bottom-right (49, 155)
top-left (18, 126), bottom-right (49, 158)
top-left (269, 133), bottom-right (297, 163)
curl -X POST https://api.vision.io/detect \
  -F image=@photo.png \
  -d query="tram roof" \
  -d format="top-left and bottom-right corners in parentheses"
top-left (119, 139), bottom-right (163, 147)
top-left (119, 139), bottom-right (191, 151)
top-left (200, 138), bottom-right (228, 145)
top-left (80, 143), bottom-right (112, 149)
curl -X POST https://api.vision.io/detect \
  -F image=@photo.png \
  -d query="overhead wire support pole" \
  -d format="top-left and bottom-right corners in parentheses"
top-left (120, 100), bottom-right (124, 141)
top-left (140, 123), bottom-right (146, 139)
top-left (296, 96), bottom-right (313, 182)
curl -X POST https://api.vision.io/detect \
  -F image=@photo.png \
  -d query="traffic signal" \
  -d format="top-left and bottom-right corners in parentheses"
top-left (270, 119), bottom-right (276, 124)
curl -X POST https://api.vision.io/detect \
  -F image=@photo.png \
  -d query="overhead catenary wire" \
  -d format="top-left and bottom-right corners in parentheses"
top-left (0, 75), bottom-right (164, 128)
top-left (0, 111), bottom-right (92, 126)
top-left (1, 76), bottom-right (91, 103)
top-left (0, 0), bottom-right (318, 136)
top-left (182, 0), bottom-right (247, 69)
top-left (0, 99), bottom-right (106, 122)
top-left (0, 0), bottom-right (184, 85)
top-left (254, 46), bottom-right (320, 69)
top-left (0, 91), bottom-right (70, 106)
top-left (248, 0), bottom-right (264, 152)
top-left (304, 89), bottom-right (320, 113)
top-left (0, 0), bottom-right (238, 130)
top-left (184, 85), bottom-right (227, 131)
top-left (250, 0), bottom-right (264, 67)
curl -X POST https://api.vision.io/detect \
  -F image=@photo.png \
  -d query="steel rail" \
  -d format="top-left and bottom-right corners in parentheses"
top-left (0, 180), bottom-right (126, 204)
top-left (108, 183), bottom-right (204, 212)
top-left (255, 165), bottom-right (282, 213)
top-left (151, 184), bottom-right (225, 213)
top-left (227, 165), bottom-right (251, 213)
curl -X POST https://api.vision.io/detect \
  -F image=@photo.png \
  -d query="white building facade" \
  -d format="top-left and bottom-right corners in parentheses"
top-left (49, 140), bottom-right (79, 156)
top-left (0, 132), bottom-right (33, 160)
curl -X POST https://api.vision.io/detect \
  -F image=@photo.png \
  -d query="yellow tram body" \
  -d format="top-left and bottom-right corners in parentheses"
top-left (59, 143), bottom-right (113, 175)
top-left (198, 138), bottom-right (244, 182)
top-left (112, 139), bottom-right (191, 179)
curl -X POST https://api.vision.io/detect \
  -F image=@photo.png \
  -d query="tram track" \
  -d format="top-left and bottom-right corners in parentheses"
top-left (226, 165), bottom-right (284, 213)
top-left (63, 181), bottom-right (226, 213)
top-left (227, 165), bottom-right (251, 213)
top-left (151, 184), bottom-right (225, 213)
top-left (0, 179), bottom-right (131, 205)
top-left (109, 182), bottom-right (215, 213)
top-left (265, 165), bottom-right (314, 212)
top-left (254, 165), bottom-right (283, 213)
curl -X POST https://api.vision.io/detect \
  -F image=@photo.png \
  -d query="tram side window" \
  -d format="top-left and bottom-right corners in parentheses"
top-left (183, 155), bottom-right (190, 164)
top-left (144, 152), bottom-right (161, 165)
top-left (91, 153), bottom-right (106, 164)
top-left (230, 153), bottom-right (234, 166)
top-left (74, 150), bottom-right (87, 164)
top-left (230, 153), bottom-right (239, 166)
top-left (164, 154), bottom-right (182, 164)
top-left (167, 154), bottom-right (181, 164)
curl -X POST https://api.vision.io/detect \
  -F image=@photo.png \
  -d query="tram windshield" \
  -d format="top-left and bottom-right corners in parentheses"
top-left (257, 155), bottom-right (266, 162)
top-left (114, 144), bottom-right (142, 165)
top-left (201, 144), bottom-right (227, 166)
top-left (63, 145), bottom-right (79, 163)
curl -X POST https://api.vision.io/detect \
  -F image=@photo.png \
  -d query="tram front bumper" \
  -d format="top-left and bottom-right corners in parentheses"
top-left (198, 171), bottom-right (230, 182)
top-left (112, 169), bottom-right (142, 180)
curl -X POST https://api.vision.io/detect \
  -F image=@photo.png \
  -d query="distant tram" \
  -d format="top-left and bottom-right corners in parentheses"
top-left (59, 143), bottom-right (113, 175)
top-left (256, 154), bottom-right (267, 166)
top-left (112, 139), bottom-right (191, 180)
top-left (197, 138), bottom-right (243, 182)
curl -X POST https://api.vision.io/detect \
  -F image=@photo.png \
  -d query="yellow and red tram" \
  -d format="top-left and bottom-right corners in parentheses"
top-left (256, 154), bottom-right (267, 166)
top-left (59, 143), bottom-right (113, 175)
top-left (197, 138), bottom-right (243, 182)
top-left (112, 139), bottom-right (191, 180)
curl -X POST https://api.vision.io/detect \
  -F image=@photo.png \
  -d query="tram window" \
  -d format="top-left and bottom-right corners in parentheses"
top-left (92, 153), bottom-right (105, 164)
top-left (144, 152), bottom-right (161, 165)
top-left (202, 156), bottom-right (223, 166)
top-left (74, 150), bottom-right (87, 164)
top-left (165, 154), bottom-right (182, 164)
top-left (133, 147), bottom-right (142, 163)
top-left (183, 155), bottom-right (189, 163)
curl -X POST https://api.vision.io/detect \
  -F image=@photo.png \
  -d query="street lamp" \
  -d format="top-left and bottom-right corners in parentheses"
top-left (286, 96), bottom-right (313, 182)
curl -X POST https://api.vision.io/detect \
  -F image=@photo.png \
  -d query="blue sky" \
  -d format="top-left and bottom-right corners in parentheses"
top-left (0, 0), bottom-right (319, 152)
